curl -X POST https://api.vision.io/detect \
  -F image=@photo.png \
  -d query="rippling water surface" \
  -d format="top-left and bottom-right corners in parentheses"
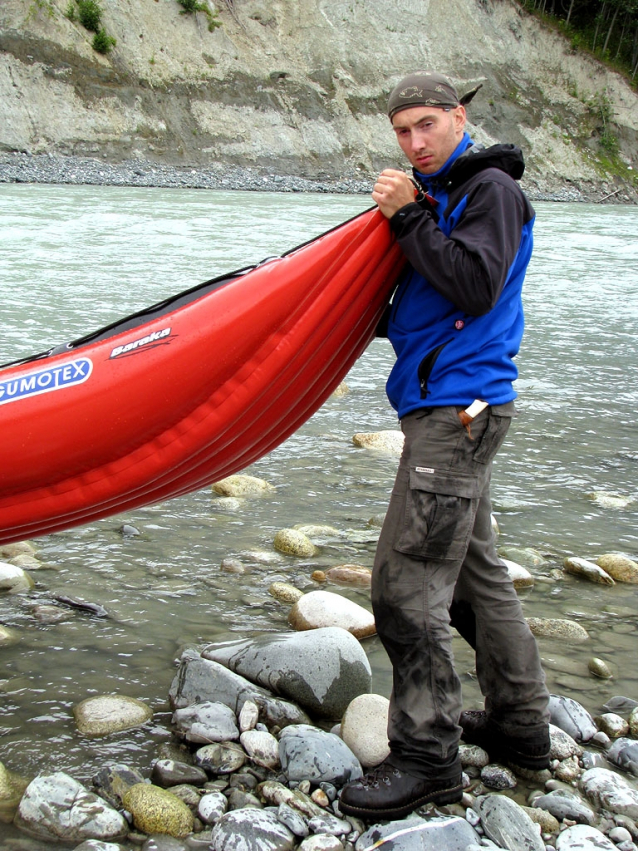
top-left (0, 185), bottom-right (637, 843)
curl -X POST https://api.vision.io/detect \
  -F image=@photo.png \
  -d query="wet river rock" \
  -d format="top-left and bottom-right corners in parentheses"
top-left (532, 789), bottom-right (597, 825)
top-left (476, 793), bottom-right (546, 851)
top-left (240, 729), bottom-right (281, 769)
top-left (550, 724), bottom-right (583, 760)
top-left (588, 657), bottom-right (614, 679)
top-left (122, 782), bottom-right (195, 837)
top-left (195, 741), bottom-right (247, 774)
top-left (172, 700), bottom-right (239, 743)
top-left (73, 694), bottom-right (153, 736)
top-left (270, 581), bottom-right (305, 603)
top-left (340, 693), bottom-right (390, 768)
top-left (202, 627), bottom-right (372, 719)
top-left (564, 556), bottom-right (616, 585)
top-left (288, 591), bottom-right (376, 639)
top-left (356, 814), bottom-right (480, 851)
top-left (555, 823), bottom-right (618, 851)
top-left (274, 529), bottom-right (318, 557)
top-left (279, 724), bottom-right (362, 786)
top-left (300, 835), bottom-right (344, 851)
top-left (0, 625), bottom-right (18, 645)
top-left (7, 553), bottom-right (45, 571)
top-left (527, 617), bottom-right (590, 642)
top-left (212, 474), bottom-right (275, 497)
top-left (580, 767), bottom-right (638, 818)
top-left (169, 648), bottom-right (310, 729)
top-left (15, 771), bottom-right (128, 843)
top-left (501, 557), bottom-right (535, 589)
top-left (352, 430), bottom-right (404, 453)
top-left (0, 761), bottom-right (29, 824)
top-left (323, 564), bottom-right (372, 587)
top-left (258, 780), bottom-right (325, 819)
top-left (587, 491), bottom-right (634, 509)
top-left (596, 553), bottom-right (638, 584)
top-left (211, 807), bottom-right (296, 851)
top-left (549, 694), bottom-right (598, 743)
top-left (595, 712), bottom-right (630, 738)
top-left (151, 759), bottom-right (209, 788)
top-left (498, 546), bottom-right (547, 568)
top-left (0, 561), bottom-right (34, 593)
top-left (0, 541), bottom-right (38, 559)
top-left (92, 763), bottom-right (146, 809)
top-left (607, 738), bottom-right (638, 776)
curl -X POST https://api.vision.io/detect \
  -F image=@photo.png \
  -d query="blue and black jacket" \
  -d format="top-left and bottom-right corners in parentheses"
top-left (382, 132), bottom-right (535, 418)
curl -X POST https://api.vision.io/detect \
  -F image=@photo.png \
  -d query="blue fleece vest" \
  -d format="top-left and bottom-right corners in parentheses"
top-left (386, 134), bottom-right (533, 417)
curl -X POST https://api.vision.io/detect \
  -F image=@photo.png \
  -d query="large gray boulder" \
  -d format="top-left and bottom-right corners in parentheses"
top-left (211, 808), bottom-right (296, 851)
top-left (475, 794), bottom-right (545, 851)
top-left (549, 694), bottom-right (598, 743)
top-left (607, 738), bottom-right (638, 776)
top-left (279, 724), bottom-right (362, 786)
top-left (555, 824), bottom-right (617, 851)
top-left (168, 648), bottom-right (309, 729)
top-left (14, 772), bottom-right (128, 843)
top-left (532, 790), bottom-right (596, 825)
top-left (202, 627), bottom-right (371, 719)
top-left (356, 815), bottom-right (480, 850)
top-left (580, 767), bottom-right (638, 819)
top-left (172, 701), bottom-right (239, 744)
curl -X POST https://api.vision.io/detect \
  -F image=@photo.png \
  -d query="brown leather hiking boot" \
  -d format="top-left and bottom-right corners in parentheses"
top-left (339, 759), bottom-right (463, 821)
top-left (460, 709), bottom-right (550, 770)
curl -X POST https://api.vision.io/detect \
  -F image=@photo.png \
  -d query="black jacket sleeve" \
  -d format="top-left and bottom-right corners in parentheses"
top-left (388, 176), bottom-right (528, 316)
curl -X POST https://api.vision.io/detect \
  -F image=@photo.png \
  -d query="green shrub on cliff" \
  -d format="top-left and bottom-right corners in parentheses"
top-left (92, 28), bottom-right (116, 54)
top-left (65, 0), bottom-right (116, 55)
top-left (76, 0), bottom-right (102, 32)
top-left (176, 0), bottom-right (222, 31)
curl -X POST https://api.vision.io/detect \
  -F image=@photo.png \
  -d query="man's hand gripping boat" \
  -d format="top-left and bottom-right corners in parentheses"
top-left (0, 208), bottom-right (403, 544)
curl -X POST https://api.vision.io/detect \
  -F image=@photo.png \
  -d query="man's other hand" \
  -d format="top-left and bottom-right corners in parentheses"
top-left (372, 169), bottom-right (416, 219)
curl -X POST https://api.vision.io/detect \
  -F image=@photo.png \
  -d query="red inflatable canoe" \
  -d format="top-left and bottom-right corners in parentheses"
top-left (0, 207), bottom-right (404, 545)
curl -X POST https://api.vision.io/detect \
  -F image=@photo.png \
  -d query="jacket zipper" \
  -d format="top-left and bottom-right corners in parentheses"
top-left (418, 341), bottom-right (450, 398)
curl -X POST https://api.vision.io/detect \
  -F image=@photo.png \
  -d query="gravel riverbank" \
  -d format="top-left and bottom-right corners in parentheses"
top-left (1, 152), bottom-right (634, 204)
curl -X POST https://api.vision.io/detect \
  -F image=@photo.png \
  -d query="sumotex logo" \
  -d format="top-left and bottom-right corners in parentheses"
top-left (0, 357), bottom-right (93, 405)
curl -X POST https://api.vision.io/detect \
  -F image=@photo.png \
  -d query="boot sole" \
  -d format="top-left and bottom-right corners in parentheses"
top-left (338, 781), bottom-right (463, 821)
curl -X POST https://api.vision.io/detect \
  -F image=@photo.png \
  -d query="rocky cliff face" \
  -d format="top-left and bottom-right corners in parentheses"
top-left (1, 0), bottom-right (637, 199)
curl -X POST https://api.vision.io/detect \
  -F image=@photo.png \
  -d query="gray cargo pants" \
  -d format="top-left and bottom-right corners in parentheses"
top-left (371, 404), bottom-right (549, 780)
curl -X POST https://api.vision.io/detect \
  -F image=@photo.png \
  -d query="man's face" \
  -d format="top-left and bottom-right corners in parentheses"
top-left (391, 104), bottom-right (467, 174)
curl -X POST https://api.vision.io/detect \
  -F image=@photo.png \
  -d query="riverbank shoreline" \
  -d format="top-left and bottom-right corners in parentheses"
top-left (1, 151), bottom-right (635, 204)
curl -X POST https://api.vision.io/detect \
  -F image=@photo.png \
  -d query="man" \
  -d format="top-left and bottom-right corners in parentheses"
top-left (339, 71), bottom-right (550, 822)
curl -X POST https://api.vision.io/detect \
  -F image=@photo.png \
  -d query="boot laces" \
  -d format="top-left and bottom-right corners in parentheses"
top-left (360, 761), bottom-right (401, 789)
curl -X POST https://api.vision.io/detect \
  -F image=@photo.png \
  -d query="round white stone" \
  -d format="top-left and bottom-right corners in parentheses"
top-left (341, 694), bottom-right (390, 768)
top-left (352, 430), bottom-right (404, 453)
top-left (288, 591), bottom-right (375, 638)
top-left (240, 730), bottom-right (280, 769)
top-left (73, 695), bottom-right (153, 736)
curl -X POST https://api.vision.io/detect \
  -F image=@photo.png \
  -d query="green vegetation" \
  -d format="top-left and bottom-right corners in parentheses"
top-left (65, 0), bottom-right (116, 55)
top-left (515, 0), bottom-right (636, 177)
top-left (176, 0), bottom-right (222, 31)
top-left (587, 90), bottom-right (620, 154)
top-left (517, 0), bottom-right (638, 84)
top-left (27, 0), bottom-right (56, 21)
top-left (76, 0), bottom-right (102, 31)
top-left (92, 27), bottom-right (116, 54)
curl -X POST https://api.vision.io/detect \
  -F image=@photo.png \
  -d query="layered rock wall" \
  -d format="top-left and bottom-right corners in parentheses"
top-left (1, 0), bottom-right (637, 195)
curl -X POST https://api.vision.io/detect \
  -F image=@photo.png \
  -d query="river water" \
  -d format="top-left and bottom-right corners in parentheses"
top-left (0, 185), bottom-right (637, 839)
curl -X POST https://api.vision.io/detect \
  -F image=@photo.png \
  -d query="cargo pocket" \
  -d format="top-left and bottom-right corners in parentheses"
top-left (472, 413), bottom-right (511, 465)
top-left (394, 468), bottom-right (482, 561)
